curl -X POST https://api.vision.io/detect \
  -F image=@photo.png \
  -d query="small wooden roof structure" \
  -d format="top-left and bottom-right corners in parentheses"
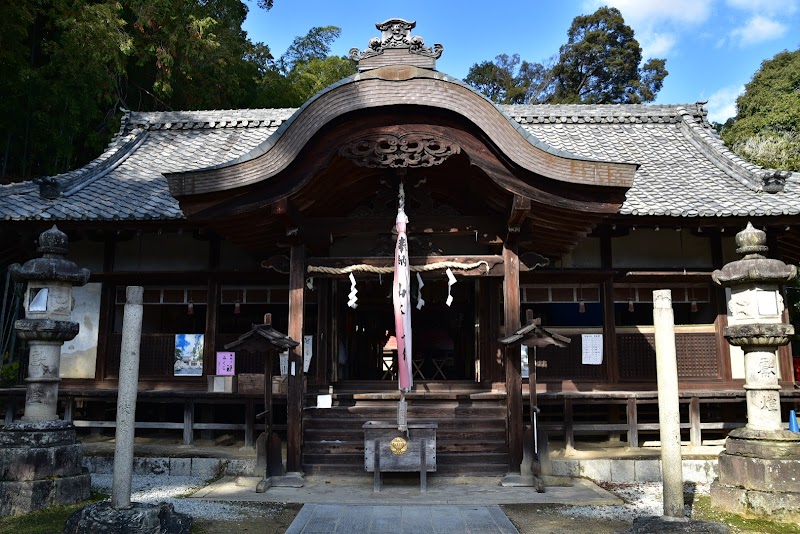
top-left (499, 310), bottom-right (571, 349)
top-left (224, 313), bottom-right (299, 353)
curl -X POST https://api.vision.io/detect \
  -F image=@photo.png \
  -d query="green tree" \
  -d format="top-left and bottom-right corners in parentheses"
top-left (465, 7), bottom-right (667, 105)
top-left (256, 25), bottom-right (356, 107)
top-left (123, 0), bottom-right (267, 110)
top-left (463, 54), bottom-right (554, 104)
top-left (0, 0), bottom-right (274, 181)
top-left (720, 49), bottom-right (800, 171)
top-left (551, 7), bottom-right (666, 103)
top-left (0, 1), bottom-right (131, 180)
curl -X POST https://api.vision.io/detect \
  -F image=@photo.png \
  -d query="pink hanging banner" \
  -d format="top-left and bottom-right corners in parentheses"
top-left (393, 186), bottom-right (413, 391)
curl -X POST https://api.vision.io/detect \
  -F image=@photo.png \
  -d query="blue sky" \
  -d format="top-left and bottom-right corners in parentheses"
top-left (243, 0), bottom-right (799, 124)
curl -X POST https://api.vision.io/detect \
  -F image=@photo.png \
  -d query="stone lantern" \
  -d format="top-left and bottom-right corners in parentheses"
top-left (10, 225), bottom-right (90, 421)
top-left (710, 222), bottom-right (800, 522)
top-left (0, 226), bottom-right (91, 515)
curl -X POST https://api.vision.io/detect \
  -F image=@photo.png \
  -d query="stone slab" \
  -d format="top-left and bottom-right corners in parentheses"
top-left (285, 504), bottom-right (518, 534)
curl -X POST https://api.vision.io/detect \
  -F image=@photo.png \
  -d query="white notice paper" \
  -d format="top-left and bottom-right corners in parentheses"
top-left (582, 334), bottom-right (603, 365)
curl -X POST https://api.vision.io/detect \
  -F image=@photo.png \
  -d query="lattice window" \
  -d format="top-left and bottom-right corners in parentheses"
top-left (676, 333), bottom-right (719, 379)
top-left (618, 333), bottom-right (657, 380)
top-left (535, 338), bottom-right (606, 380)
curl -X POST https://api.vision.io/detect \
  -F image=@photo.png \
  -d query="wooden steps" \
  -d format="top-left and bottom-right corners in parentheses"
top-left (302, 394), bottom-right (509, 476)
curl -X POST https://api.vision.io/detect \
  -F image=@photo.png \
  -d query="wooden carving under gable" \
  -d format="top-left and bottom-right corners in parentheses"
top-left (339, 133), bottom-right (461, 169)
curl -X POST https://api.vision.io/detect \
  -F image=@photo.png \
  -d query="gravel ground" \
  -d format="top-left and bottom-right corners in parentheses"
top-left (91, 475), bottom-right (708, 525)
top-left (91, 474), bottom-right (287, 521)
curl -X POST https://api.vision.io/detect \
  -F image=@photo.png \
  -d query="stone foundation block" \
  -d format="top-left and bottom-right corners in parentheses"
top-left (0, 444), bottom-right (84, 480)
top-left (84, 455), bottom-right (114, 474)
top-left (711, 480), bottom-right (800, 524)
top-left (610, 459), bottom-right (635, 482)
top-left (225, 459), bottom-right (255, 477)
top-left (0, 474), bottom-right (90, 516)
top-left (134, 457), bottom-right (170, 476)
top-left (191, 458), bottom-right (223, 479)
top-left (717, 452), bottom-right (800, 492)
top-left (551, 460), bottom-right (578, 477)
top-left (579, 459), bottom-right (611, 482)
top-left (169, 458), bottom-right (191, 476)
top-left (634, 459), bottom-right (662, 482)
top-left (0, 427), bottom-right (76, 448)
top-left (682, 459), bottom-right (717, 484)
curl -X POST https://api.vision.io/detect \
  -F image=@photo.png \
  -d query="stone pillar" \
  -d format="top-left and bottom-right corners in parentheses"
top-left (710, 223), bottom-right (800, 524)
top-left (112, 286), bottom-right (143, 509)
top-left (653, 290), bottom-right (684, 518)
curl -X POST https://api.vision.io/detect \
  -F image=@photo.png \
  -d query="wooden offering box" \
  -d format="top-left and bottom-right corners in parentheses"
top-left (363, 421), bottom-right (437, 492)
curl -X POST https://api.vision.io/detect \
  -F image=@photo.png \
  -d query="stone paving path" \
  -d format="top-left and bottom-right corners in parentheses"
top-left (285, 504), bottom-right (518, 534)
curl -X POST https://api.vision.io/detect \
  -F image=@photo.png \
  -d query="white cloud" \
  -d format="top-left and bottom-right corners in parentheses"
top-left (580, 0), bottom-right (713, 58)
top-left (726, 0), bottom-right (799, 16)
top-left (729, 16), bottom-right (789, 46)
top-left (581, 0), bottom-right (714, 26)
top-left (640, 33), bottom-right (678, 58)
top-left (704, 84), bottom-right (744, 123)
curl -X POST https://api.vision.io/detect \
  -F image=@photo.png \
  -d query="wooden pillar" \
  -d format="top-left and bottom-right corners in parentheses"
top-left (711, 232), bottom-right (733, 382)
top-left (287, 243), bottom-right (305, 472)
top-left (203, 237), bottom-right (220, 375)
top-left (503, 240), bottom-right (523, 473)
top-left (95, 237), bottom-right (116, 382)
top-left (314, 278), bottom-right (330, 386)
top-left (600, 231), bottom-right (618, 384)
top-left (602, 278), bottom-right (619, 384)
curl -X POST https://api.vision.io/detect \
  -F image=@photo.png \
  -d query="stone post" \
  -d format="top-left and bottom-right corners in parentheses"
top-left (653, 290), bottom-right (684, 518)
top-left (112, 286), bottom-right (143, 509)
top-left (710, 223), bottom-right (800, 523)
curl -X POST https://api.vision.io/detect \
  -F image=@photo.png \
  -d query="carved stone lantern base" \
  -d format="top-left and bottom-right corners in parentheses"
top-left (0, 420), bottom-right (90, 515)
top-left (710, 428), bottom-right (800, 523)
top-left (64, 501), bottom-right (192, 534)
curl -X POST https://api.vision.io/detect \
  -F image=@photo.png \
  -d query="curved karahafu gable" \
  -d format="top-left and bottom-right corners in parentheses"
top-left (165, 66), bottom-right (638, 199)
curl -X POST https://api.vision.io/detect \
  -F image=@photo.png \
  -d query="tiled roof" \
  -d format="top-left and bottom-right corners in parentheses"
top-left (507, 103), bottom-right (800, 217)
top-left (1, 103), bottom-right (797, 222)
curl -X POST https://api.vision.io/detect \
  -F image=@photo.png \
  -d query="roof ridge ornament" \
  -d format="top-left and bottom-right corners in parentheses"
top-left (349, 18), bottom-right (443, 71)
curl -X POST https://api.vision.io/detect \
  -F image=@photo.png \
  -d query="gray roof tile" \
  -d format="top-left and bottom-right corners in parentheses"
top-left (0, 104), bottom-right (797, 222)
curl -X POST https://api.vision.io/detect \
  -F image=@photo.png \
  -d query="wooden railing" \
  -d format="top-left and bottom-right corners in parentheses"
top-left (535, 389), bottom-right (800, 448)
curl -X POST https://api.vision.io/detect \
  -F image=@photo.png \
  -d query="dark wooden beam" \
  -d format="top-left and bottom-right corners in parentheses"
top-left (286, 243), bottom-right (305, 472)
top-left (508, 195), bottom-right (531, 234)
top-left (602, 278), bottom-right (619, 384)
top-left (503, 239), bottom-right (523, 474)
top-left (304, 216), bottom-right (504, 239)
top-left (271, 198), bottom-right (303, 236)
top-left (203, 236), bottom-right (221, 378)
top-left (314, 278), bottom-right (330, 386)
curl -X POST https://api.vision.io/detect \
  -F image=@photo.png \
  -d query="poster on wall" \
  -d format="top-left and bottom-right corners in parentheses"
top-left (521, 345), bottom-right (529, 378)
top-left (216, 352), bottom-right (235, 375)
top-left (581, 333), bottom-right (603, 365)
top-left (60, 282), bottom-right (102, 379)
top-left (174, 334), bottom-right (204, 376)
